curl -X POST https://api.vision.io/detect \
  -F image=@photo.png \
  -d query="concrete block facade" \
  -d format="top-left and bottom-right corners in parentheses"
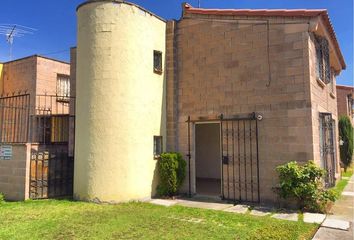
top-left (169, 16), bottom-right (314, 203)
top-left (0, 144), bottom-right (31, 200)
top-left (71, 1), bottom-right (346, 206)
top-left (0, 55), bottom-right (70, 110)
top-left (336, 85), bottom-right (354, 125)
top-left (164, 5), bottom-right (346, 204)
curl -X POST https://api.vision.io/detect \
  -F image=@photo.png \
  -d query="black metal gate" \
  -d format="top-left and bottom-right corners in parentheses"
top-left (29, 94), bottom-right (75, 199)
top-left (29, 149), bottom-right (74, 199)
top-left (319, 113), bottom-right (336, 187)
top-left (187, 112), bottom-right (260, 204)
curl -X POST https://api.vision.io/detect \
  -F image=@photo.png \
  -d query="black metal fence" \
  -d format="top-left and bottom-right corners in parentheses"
top-left (0, 93), bottom-right (30, 143)
top-left (0, 93), bottom-right (75, 145)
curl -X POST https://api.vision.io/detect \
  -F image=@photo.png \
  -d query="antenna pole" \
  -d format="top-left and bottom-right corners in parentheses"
top-left (198, 0), bottom-right (201, 8)
top-left (9, 43), bottom-right (13, 60)
top-left (7, 25), bottom-right (16, 60)
top-left (0, 24), bottom-right (36, 61)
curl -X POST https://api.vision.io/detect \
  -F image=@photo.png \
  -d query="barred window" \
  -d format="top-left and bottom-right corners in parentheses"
top-left (153, 50), bottom-right (162, 74)
top-left (57, 74), bottom-right (70, 102)
top-left (153, 136), bottom-right (163, 158)
top-left (315, 35), bottom-right (330, 84)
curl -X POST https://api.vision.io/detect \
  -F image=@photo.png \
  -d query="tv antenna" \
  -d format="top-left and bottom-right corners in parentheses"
top-left (198, 0), bottom-right (201, 8)
top-left (0, 24), bottom-right (37, 60)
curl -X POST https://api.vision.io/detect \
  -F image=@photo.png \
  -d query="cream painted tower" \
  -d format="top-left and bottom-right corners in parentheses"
top-left (74, 0), bottom-right (166, 202)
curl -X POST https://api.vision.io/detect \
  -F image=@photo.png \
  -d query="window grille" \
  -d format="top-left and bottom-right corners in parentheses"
top-left (57, 74), bottom-right (70, 102)
top-left (153, 136), bottom-right (163, 158)
top-left (315, 35), bottom-right (330, 84)
top-left (153, 50), bottom-right (162, 73)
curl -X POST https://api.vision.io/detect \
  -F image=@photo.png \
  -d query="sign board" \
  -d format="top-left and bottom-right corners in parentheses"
top-left (0, 145), bottom-right (12, 160)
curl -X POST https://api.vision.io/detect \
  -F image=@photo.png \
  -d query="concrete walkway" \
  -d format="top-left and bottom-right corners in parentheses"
top-left (312, 175), bottom-right (354, 240)
top-left (150, 195), bottom-right (326, 224)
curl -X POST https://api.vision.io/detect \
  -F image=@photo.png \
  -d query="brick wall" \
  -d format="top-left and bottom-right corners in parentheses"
top-left (168, 14), bottom-right (319, 204)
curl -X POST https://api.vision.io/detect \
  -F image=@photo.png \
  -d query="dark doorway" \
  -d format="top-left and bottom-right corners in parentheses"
top-left (195, 123), bottom-right (221, 196)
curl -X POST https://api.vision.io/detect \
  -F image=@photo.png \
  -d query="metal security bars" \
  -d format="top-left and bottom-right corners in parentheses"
top-left (28, 94), bottom-right (75, 199)
top-left (29, 149), bottom-right (74, 199)
top-left (319, 113), bottom-right (336, 187)
top-left (0, 93), bottom-right (30, 143)
top-left (29, 94), bottom-right (74, 144)
top-left (187, 112), bottom-right (260, 204)
top-left (220, 113), bottom-right (260, 204)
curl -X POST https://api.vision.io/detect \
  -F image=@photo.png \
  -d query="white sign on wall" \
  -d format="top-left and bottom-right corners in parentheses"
top-left (0, 145), bottom-right (12, 160)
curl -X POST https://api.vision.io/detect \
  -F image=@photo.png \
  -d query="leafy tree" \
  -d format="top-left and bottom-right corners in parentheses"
top-left (339, 116), bottom-right (354, 172)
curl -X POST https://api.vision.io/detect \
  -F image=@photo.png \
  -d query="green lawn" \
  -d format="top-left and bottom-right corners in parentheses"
top-left (332, 165), bottom-right (354, 197)
top-left (0, 200), bottom-right (317, 240)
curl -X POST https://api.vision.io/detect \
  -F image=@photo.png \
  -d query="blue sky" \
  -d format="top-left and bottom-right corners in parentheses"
top-left (0, 0), bottom-right (352, 85)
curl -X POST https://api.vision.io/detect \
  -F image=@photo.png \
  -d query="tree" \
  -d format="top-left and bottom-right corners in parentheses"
top-left (338, 116), bottom-right (354, 172)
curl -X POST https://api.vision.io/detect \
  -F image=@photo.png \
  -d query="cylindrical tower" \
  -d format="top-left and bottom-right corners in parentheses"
top-left (74, 0), bottom-right (166, 202)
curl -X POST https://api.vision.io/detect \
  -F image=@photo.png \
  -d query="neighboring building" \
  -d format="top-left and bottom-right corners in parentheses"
top-left (1, 55), bottom-right (70, 97)
top-left (336, 85), bottom-right (354, 124)
top-left (0, 55), bottom-right (73, 200)
top-left (73, 0), bottom-right (346, 206)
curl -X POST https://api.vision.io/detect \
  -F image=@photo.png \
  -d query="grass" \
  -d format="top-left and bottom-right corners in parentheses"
top-left (0, 200), bottom-right (318, 240)
top-left (332, 164), bottom-right (354, 197)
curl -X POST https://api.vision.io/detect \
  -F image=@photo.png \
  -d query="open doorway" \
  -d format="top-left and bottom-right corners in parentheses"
top-left (195, 123), bottom-right (221, 197)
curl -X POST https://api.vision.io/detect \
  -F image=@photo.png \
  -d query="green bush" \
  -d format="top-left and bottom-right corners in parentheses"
top-left (0, 192), bottom-right (5, 204)
top-left (339, 116), bottom-right (354, 172)
top-left (157, 152), bottom-right (186, 197)
top-left (276, 161), bottom-right (337, 213)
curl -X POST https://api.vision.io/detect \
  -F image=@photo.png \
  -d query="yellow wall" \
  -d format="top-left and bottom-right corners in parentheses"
top-left (74, 1), bottom-right (166, 202)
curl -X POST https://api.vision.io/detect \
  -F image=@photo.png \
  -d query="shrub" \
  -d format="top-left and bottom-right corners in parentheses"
top-left (276, 161), bottom-right (338, 213)
top-left (339, 116), bottom-right (354, 172)
top-left (157, 152), bottom-right (186, 197)
top-left (0, 193), bottom-right (5, 204)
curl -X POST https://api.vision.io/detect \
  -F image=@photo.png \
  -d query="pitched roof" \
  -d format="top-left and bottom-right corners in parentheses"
top-left (183, 3), bottom-right (346, 70)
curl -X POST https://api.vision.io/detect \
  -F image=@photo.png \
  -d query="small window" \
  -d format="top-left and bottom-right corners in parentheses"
top-left (153, 136), bottom-right (163, 158)
top-left (56, 74), bottom-right (70, 102)
top-left (153, 50), bottom-right (162, 74)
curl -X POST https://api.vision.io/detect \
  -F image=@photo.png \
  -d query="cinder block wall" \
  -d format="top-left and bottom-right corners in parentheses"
top-left (0, 144), bottom-right (31, 200)
top-left (308, 33), bottom-right (341, 176)
top-left (168, 14), bottom-right (317, 204)
top-left (336, 86), bottom-right (354, 125)
top-left (1, 56), bottom-right (37, 96)
top-left (36, 57), bottom-right (70, 96)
